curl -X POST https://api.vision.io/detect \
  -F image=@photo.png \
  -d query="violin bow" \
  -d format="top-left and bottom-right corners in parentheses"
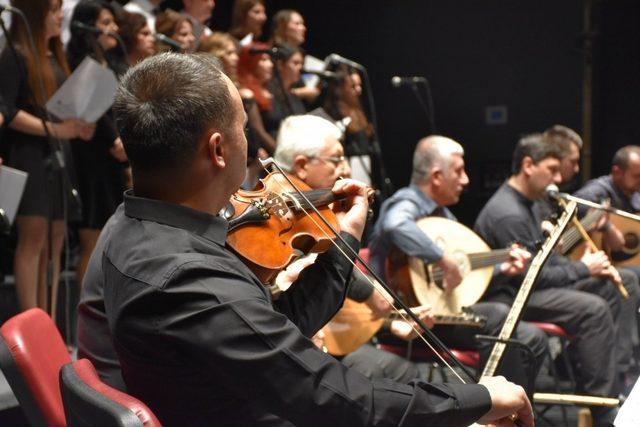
top-left (259, 158), bottom-right (476, 383)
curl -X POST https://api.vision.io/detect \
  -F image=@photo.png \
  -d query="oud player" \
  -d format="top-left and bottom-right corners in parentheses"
top-left (367, 135), bottom-right (547, 392)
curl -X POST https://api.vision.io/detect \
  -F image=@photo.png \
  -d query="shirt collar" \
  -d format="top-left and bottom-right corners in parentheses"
top-left (504, 181), bottom-right (533, 208)
top-left (123, 189), bottom-right (228, 246)
top-left (408, 184), bottom-right (442, 216)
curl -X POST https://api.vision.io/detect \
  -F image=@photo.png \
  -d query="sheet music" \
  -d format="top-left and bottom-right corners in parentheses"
top-left (615, 377), bottom-right (640, 426)
top-left (46, 56), bottom-right (117, 123)
top-left (302, 55), bottom-right (325, 88)
top-left (0, 165), bottom-right (28, 226)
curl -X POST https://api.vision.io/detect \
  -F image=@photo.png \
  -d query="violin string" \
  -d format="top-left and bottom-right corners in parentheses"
top-left (262, 162), bottom-right (467, 384)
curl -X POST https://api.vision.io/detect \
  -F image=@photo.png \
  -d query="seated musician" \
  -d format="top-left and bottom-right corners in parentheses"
top-left (78, 53), bottom-right (532, 426)
top-left (574, 145), bottom-right (640, 263)
top-left (365, 135), bottom-right (548, 392)
top-left (273, 114), bottom-right (440, 382)
top-left (542, 130), bottom-right (640, 391)
top-left (474, 133), bottom-right (623, 426)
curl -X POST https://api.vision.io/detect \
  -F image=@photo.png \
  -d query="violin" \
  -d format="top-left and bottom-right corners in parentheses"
top-left (224, 161), bottom-right (475, 381)
top-left (224, 171), bottom-right (348, 283)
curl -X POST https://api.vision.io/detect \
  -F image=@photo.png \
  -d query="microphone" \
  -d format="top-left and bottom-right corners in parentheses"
top-left (326, 53), bottom-right (364, 70)
top-left (302, 69), bottom-right (338, 80)
top-left (155, 33), bottom-right (182, 51)
top-left (249, 46), bottom-right (290, 60)
top-left (391, 75), bottom-right (427, 87)
top-left (545, 184), bottom-right (640, 222)
top-left (545, 184), bottom-right (560, 200)
top-left (71, 21), bottom-right (102, 35)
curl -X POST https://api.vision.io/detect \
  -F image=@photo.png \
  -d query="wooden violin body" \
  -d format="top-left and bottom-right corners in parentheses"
top-left (224, 173), bottom-right (339, 282)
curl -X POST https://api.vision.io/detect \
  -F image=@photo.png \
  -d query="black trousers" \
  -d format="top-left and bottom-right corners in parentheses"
top-left (341, 301), bottom-right (548, 394)
top-left (514, 279), bottom-right (619, 398)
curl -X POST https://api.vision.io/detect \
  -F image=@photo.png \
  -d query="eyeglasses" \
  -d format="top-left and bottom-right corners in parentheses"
top-left (312, 155), bottom-right (348, 166)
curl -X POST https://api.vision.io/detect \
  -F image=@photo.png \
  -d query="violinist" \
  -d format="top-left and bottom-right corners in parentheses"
top-left (273, 114), bottom-right (434, 382)
top-left (78, 53), bottom-right (532, 426)
top-left (367, 135), bottom-right (548, 392)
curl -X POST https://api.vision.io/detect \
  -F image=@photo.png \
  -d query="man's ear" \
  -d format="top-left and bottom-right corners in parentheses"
top-left (430, 167), bottom-right (444, 186)
top-left (521, 156), bottom-right (535, 177)
top-left (207, 131), bottom-right (225, 168)
top-left (291, 155), bottom-right (310, 181)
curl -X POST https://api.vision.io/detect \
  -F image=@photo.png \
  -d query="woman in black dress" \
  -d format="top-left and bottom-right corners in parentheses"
top-left (66, 0), bottom-right (127, 285)
top-left (262, 44), bottom-right (306, 139)
top-left (0, 0), bottom-right (94, 312)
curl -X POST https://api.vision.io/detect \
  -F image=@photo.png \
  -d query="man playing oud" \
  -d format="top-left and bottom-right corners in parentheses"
top-left (366, 135), bottom-right (548, 392)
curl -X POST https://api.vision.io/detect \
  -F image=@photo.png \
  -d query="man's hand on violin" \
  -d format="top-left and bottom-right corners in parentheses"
top-left (477, 376), bottom-right (534, 427)
top-left (499, 244), bottom-right (531, 276)
top-left (330, 179), bottom-right (370, 240)
top-left (389, 305), bottom-right (435, 341)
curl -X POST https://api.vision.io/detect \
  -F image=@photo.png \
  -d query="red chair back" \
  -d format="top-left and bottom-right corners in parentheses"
top-left (0, 308), bottom-right (70, 426)
top-left (60, 359), bottom-right (162, 427)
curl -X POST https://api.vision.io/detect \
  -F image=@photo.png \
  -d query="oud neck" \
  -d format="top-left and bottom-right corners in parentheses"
top-left (560, 209), bottom-right (604, 255)
top-left (468, 249), bottom-right (511, 269)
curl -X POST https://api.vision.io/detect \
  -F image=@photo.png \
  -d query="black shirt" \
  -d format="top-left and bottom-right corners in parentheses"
top-left (82, 190), bottom-right (491, 426)
top-left (474, 183), bottom-right (590, 303)
top-left (574, 175), bottom-right (640, 215)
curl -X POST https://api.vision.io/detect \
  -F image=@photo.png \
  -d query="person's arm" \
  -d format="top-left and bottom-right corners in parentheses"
top-left (573, 184), bottom-right (626, 251)
top-left (140, 266), bottom-right (494, 427)
top-left (381, 199), bottom-right (463, 288)
top-left (0, 49), bottom-right (92, 140)
top-left (274, 231), bottom-right (358, 336)
top-left (487, 214), bottom-right (590, 288)
top-left (381, 199), bottom-right (444, 262)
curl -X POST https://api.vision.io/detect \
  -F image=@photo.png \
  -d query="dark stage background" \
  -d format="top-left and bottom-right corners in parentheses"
top-left (209, 0), bottom-right (640, 225)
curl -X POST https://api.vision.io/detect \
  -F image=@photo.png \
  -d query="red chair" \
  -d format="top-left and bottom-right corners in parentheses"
top-left (59, 359), bottom-right (161, 427)
top-left (0, 308), bottom-right (71, 426)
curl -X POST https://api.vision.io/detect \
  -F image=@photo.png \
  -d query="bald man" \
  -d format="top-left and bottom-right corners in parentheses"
top-left (368, 135), bottom-right (548, 393)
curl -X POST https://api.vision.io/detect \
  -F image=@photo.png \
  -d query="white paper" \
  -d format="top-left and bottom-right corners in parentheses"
top-left (615, 377), bottom-right (640, 426)
top-left (349, 155), bottom-right (372, 186)
top-left (302, 55), bottom-right (325, 88)
top-left (0, 165), bottom-right (28, 226)
top-left (239, 33), bottom-right (253, 46)
top-left (46, 57), bottom-right (117, 123)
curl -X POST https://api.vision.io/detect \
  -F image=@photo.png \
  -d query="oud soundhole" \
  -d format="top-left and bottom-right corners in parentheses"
top-left (623, 233), bottom-right (640, 253)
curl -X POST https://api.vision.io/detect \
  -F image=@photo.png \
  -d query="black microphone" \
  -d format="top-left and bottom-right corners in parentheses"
top-left (326, 53), bottom-right (364, 70)
top-left (391, 76), bottom-right (427, 87)
top-left (71, 21), bottom-right (103, 35)
top-left (155, 33), bottom-right (182, 51)
top-left (249, 46), bottom-right (291, 60)
top-left (302, 69), bottom-right (338, 80)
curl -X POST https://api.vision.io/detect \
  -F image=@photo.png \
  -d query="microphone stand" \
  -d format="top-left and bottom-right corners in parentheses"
top-left (360, 67), bottom-right (393, 200)
top-left (399, 78), bottom-right (437, 135)
top-left (555, 192), bottom-right (640, 222)
top-left (0, 13), bottom-right (82, 322)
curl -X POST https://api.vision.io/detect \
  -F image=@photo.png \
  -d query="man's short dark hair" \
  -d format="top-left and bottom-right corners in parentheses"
top-left (114, 53), bottom-right (231, 173)
top-left (543, 125), bottom-right (583, 150)
top-left (612, 145), bottom-right (640, 170)
top-left (511, 133), bottom-right (562, 174)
